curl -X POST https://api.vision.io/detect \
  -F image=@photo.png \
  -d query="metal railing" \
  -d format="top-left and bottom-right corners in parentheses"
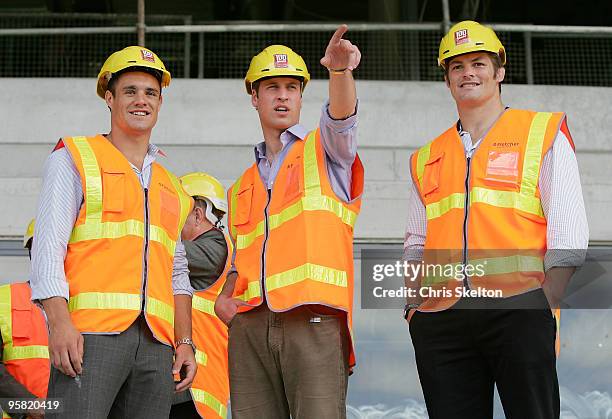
top-left (1, 18), bottom-right (611, 86)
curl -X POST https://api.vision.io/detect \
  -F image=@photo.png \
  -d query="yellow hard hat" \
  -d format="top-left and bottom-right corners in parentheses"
top-left (97, 46), bottom-right (171, 98)
top-left (244, 45), bottom-right (310, 94)
top-left (180, 172), bottom-right (228, 214)
top-left (438, 21), bottom-right (506, 68)
top-left (23, 218), bottom-right (35, 248)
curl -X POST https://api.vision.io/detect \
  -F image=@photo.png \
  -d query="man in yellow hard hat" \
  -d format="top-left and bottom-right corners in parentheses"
top-left (403, 21), bottom-right (588, 418)
top-left (0, 219), bottom-right (48, 419)
top-left (30, 46), bottom-right (196, 418)
top-left (171, 172), bottom-right (232, 419)
top-left (214, 25), bottom-right (364, 418)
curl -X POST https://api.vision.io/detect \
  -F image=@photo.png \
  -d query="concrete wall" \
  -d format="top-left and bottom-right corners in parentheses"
top-left (1, 78), bottom-right (609, 248)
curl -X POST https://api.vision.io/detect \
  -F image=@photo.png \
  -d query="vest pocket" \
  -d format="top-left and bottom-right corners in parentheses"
top-left (11, 305), bottom-right (32, 340)
top-left (234, 184), bottom-right (253, 225)
top-left (102, 171), bottom-right (125, 212)
top-left (422, 153), bottom-right (444, 197)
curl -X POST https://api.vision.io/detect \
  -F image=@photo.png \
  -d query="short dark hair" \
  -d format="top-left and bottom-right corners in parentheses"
top-left (444, 52), bottom-right (503, 93)
top-left (107, 66), bottom-right (163, 96)
top-left (250, 76), bottom-right (304, 96)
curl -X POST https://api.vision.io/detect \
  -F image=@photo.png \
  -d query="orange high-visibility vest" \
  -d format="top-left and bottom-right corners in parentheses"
top-left (228, 128), bottom-right (363, 367)
top-left (58, 135), bottom-right (192, 346)
top-left (189, 231), bottom-right (232, 419)
top-left (410, 109), bottom-right (571, 312)
top-left (0, 283), bottom-right (49, 419)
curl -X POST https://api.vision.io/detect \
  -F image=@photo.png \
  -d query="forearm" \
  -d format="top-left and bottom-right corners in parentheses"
top-left (173, 295), bottom-right (192, 341)
top-left (542, 267), bottom-right (575, 309)
top-left (328, 70), bottom-right (357, 120)
top-left (403, 261), bottom-right (423, 305)
top-left (41, 296), bottom-right (72, 330)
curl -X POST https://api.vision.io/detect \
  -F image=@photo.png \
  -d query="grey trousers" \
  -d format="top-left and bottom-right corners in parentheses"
top-left (47, 315), bottom-right (175, 419)
top-left (228, 304), bottom-right (350, 419)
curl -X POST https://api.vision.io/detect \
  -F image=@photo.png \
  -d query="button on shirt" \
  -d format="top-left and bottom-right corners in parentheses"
top-left (404, 113), bottom-right (589, 270)
top-left (30, 140), bottom-right (192, 303)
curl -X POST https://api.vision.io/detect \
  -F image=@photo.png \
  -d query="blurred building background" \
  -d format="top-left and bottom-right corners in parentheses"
top-left (1, 1), bottom-right (611, 417)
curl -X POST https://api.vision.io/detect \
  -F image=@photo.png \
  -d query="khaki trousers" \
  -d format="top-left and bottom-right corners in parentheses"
top-left (228, 304), bottom-right (350, 419)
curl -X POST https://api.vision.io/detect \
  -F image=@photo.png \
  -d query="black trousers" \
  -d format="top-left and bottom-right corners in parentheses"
top-left (409, 290), bottom-right (559, 419)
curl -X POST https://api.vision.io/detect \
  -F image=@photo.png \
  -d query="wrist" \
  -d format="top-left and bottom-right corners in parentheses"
top-left (328, 67), bottom-right (351, 75)
top-left (174, 337), bottom-right (196, 354)
top-left (403, 302), bottom-right (420, 320)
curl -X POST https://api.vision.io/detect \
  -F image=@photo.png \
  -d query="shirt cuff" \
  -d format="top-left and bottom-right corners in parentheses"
top-left (323, 99), bottom-right (358, 127)
top-left (544, 249), bottom-right (587, 271)
top-left (402, 246), bottom-right (424, 263)
top-left (172, 272), bottom-right (194, 296)
top-left (29, 275), bottom-right (70, 303)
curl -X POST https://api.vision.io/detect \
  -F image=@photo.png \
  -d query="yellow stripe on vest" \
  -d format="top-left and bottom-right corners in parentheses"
top-left (68, 292), bottom-right (142, 312)
top-left (236, 195), bottom-right (358, 250)
top-left (303, 130), bottom-right (322, 196)
top-left (471, 187), bottom-right (543, 217)
top-left (192, 295), bottom-right (216, 317)
top-left (228, 175), bottom-right (242, 242)
top-left (470, 255), bottom-right (544, 276)
top-left (426, 192), bottom-right (465, 220)
top-left (191, 389), bottom-right (227, 418)
top-left (416, 142), bottom-right (432, 190)
top-left (422, 255), bottom-right (544, 286)
top-left (70, 219), bottom-right (144, 243)
top-left (164, 169), bottom-right (194, 231)
top-left (0, 285), bottom-right (12, 348)
top-left (149, 224), bottom-right (177, 256)
top-left (3, 345), bottom-right (49, 362)
top-left (73, 136), bottom-right (103, 222)
top-left (266, 263), bottom-right (348, 292)
top-left (195, 349), bottom-right (208, 366)
top-left (234, 281), bottom-right (262, 302)
top-left (146, 297), bottom-right (174, 327)
top-left (521, 112), bottom-right (552, 197)
top-left (426, 187), bottom-right (545, 220)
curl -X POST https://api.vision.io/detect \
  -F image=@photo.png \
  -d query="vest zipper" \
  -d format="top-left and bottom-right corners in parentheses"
top-left (462, 157), bottom-right (472, 290)
top-left (142, 188), bottom-right (150, 312)
top-left (261, 188), bottom-right (272, 304)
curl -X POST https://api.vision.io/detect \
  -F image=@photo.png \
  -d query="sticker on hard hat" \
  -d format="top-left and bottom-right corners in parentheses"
top-left (454, 29), bottom-right (470, 46)
top-left (141, 49), bottom-right (155, 63)
top-left (274, 54), bottom-right (288, 68)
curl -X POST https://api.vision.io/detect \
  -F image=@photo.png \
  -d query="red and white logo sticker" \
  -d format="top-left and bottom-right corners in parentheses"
top-left (141, 49), bottom-right (155, 63)
top-left (454, 29), bottom-right (469, 45)
top-left (274, 54), bottom-right (288, 68)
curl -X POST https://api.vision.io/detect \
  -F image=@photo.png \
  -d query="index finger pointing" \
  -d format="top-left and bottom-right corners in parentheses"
top-left (330, 24), bottom-right (348, 44)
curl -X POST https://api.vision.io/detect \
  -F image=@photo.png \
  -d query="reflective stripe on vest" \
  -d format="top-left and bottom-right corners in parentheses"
top-left (67, 292), bottom-right (174, 327)
top-left (234, 280), bottom-right (262, 302)
top-left (195, 349), bottom-right (208, 366)
top-left (0, 286), bottom-right (49, 363)
top-left (422, 255), bottom-right (544, 286)
top-left (192, 294), bottom-right (215, 317)
top-left (67, 136), bottom-right (177, 257)
top-left (232, 131), bottom-right (358, 251)
top-left (417, 112), bottom-right (551, 221)
top-left (191, 389), bottom-right (227, 418)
